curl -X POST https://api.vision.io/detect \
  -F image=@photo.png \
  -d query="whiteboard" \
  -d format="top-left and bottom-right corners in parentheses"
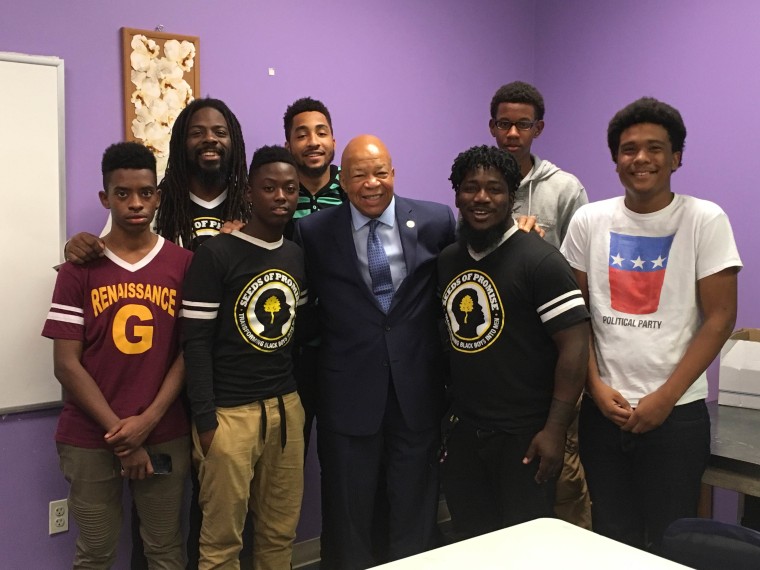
top-left (0, 53), bottom-right (66, 413)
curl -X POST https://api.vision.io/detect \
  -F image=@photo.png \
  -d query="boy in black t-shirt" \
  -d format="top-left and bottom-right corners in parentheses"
top-left (182, 145), bottom-right (306, 569)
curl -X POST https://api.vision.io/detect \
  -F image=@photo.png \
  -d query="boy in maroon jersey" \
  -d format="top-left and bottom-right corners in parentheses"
top-left (42, 142), bottom-right (193, 569)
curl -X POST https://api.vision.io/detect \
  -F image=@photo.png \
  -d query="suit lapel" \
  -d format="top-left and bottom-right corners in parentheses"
top-left (396, 196), bottom-right (418, 276)
top-left (388, 197), bottom-right (419, 314)
top-left (333, 202), bottom-right (362, 273)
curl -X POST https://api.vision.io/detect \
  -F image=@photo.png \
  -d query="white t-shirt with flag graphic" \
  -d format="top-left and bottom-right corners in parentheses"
top-left (561, 194), bottom-right (742, 406)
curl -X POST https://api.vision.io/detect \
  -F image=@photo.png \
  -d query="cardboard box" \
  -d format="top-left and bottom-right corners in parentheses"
top-left (719, 328), bottom-right (760, 409)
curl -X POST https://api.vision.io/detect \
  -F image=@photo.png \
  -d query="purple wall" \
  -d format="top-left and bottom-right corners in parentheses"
top-left (0, 0), bottom-right (531, 566)
top-left (2, 0), bottom-right (534, 238)
top-left (534, 0), bottom-right (759, 344)
top-left (2, 0), bottom-right (756, 565)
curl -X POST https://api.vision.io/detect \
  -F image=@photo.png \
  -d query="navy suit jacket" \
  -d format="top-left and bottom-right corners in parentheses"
top-left (294, 196), bottom-right (456, 436)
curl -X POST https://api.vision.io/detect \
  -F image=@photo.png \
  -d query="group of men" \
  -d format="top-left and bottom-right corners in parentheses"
top-left (44, 80), bottom-right (741, 570)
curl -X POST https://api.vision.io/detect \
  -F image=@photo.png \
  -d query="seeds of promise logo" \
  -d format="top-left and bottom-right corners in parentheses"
top-left (441, 270), bottom-right (503, 353)
top-left (235, 270), bottom-right (300, 352)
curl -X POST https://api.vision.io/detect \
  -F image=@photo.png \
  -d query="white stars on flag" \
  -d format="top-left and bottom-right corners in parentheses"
top-left (609, 253), bottom-right (668, 270)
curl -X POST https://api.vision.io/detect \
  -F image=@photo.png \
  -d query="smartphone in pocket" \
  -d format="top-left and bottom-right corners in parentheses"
top-left (148, 453), bottom-right (172, 475)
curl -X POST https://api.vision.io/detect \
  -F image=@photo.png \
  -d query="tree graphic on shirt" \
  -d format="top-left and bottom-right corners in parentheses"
top-left (264, 296), bottom-right (281, 323)
top-left (459, 295), bottom-right (474, 323)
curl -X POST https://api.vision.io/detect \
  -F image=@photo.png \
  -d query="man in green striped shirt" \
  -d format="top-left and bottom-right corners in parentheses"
top-left (283, 97), bottom-right (345, 451)
top-left (284, 97), bottom-right (344, 240)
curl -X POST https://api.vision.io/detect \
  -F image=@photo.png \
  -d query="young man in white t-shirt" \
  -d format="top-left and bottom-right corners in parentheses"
top-left (561, 97), bottom-right (742, 552)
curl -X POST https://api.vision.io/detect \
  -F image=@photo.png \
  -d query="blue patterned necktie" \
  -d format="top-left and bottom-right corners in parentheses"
top-left (367, 219), bottom-right (394, 313)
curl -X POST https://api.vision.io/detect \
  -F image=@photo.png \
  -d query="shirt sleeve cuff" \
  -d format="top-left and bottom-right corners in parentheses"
top-left (194, 410), bottom-right (218, 433)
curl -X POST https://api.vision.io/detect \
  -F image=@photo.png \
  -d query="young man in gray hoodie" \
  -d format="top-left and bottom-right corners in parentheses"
top-left (489, 81), bottom-right (588, 249)
top-left (489, 80), bottom-right (591, 529)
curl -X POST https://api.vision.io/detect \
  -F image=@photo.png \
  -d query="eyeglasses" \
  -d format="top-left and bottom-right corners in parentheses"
top-left (494, 119), bottom-right (537, 131)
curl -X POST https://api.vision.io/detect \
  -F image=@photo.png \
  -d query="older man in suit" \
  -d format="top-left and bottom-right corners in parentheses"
top-left (295, 134), bottom-right (456, 569)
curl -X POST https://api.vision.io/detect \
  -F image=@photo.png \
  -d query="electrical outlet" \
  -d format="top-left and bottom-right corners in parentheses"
top-left (49, 499), bottom-right (69, 535)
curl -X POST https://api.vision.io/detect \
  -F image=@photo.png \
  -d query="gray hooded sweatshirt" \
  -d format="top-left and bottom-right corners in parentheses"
top-left (512, 154), bottom-right (589, 248)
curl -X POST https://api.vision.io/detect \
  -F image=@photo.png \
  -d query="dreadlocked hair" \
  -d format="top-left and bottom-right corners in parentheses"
top-left (449, 145), bottom-right (521, 202)
top-left (155, 98), bottom-right (248, 246)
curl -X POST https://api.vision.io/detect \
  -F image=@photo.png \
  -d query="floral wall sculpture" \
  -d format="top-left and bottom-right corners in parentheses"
top-left (121, 28), bottom-right (200, 180)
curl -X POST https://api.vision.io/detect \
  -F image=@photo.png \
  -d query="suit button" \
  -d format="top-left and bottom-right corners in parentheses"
top-left (382, 361), bottom-right (389, 367)
top-left (385, 326), bottom-right (391, 332)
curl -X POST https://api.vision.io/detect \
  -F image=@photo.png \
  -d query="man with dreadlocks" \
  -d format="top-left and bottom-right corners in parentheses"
top-left (154, 98), bottom-right (249, 250)
top-left (437, 145), bottom-right (589, 539)
top-left (64, 98), bottom-right (249, 261)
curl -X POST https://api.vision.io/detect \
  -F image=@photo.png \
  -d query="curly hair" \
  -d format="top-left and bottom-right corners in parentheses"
top-left (101, 142), bottom-right (156, 189)
top-left (490, 81), bottom-right (545, 120)
top-left (607, 97), bottom-right (686, 166)
top-left (283, 97), bottom-right (333, 141)
top-left (155, 98), bottom-right (248, 245)
top-left (449, 145), bottom-right (521, 203)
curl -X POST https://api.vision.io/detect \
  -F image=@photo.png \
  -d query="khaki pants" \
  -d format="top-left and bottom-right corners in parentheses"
top-left (193, 392), bottom-right (305, 570)
top-left (57, 436), bottom-right (190, 569)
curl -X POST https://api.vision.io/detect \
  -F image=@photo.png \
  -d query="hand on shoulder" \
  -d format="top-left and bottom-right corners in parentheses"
top-left (517, 215), bottom-right (545, 238)
top-left (220, 219), bottom-right (245, 234)
top-left (65, 232), bottom-right (105, 264)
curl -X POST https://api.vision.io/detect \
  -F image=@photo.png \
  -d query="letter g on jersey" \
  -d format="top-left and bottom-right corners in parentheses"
top-left (112, 304), bottom-right (154, 354)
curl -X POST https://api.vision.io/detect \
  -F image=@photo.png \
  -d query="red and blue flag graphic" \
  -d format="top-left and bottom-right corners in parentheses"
top-left (608, 232), bottom-right (675, 314)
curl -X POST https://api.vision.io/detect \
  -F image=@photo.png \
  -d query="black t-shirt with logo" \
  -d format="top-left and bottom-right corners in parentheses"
top-left (438, 229), bottom-right (589, 433)
top-left (182, 231), bottom-right (305, 432)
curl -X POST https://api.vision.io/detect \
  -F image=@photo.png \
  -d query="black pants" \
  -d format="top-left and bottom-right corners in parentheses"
top-left (318, 383), bottom-right (439, 570)
top-left (579, 396), bottom-right (710, 552)
top-left (441, 419), bottom-right (556, 541)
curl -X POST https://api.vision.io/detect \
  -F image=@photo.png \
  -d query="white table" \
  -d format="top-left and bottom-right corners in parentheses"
top-left (370, 518), bottom-right (689, 569)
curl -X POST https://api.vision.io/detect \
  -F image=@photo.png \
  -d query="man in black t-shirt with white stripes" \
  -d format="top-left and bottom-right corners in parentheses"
top-left (438, 145), bottom-right (590, 540)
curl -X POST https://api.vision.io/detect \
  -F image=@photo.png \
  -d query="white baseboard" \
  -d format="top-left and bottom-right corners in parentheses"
top-left (293, 537), bottom-right (321, 568)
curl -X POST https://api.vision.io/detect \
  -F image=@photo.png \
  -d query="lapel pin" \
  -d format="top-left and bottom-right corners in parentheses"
top-left (406, 220), bottom-right (415, 228)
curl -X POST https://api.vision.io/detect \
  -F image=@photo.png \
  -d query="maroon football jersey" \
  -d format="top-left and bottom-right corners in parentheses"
top-left (42, 237), bottom-right (192, 448)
